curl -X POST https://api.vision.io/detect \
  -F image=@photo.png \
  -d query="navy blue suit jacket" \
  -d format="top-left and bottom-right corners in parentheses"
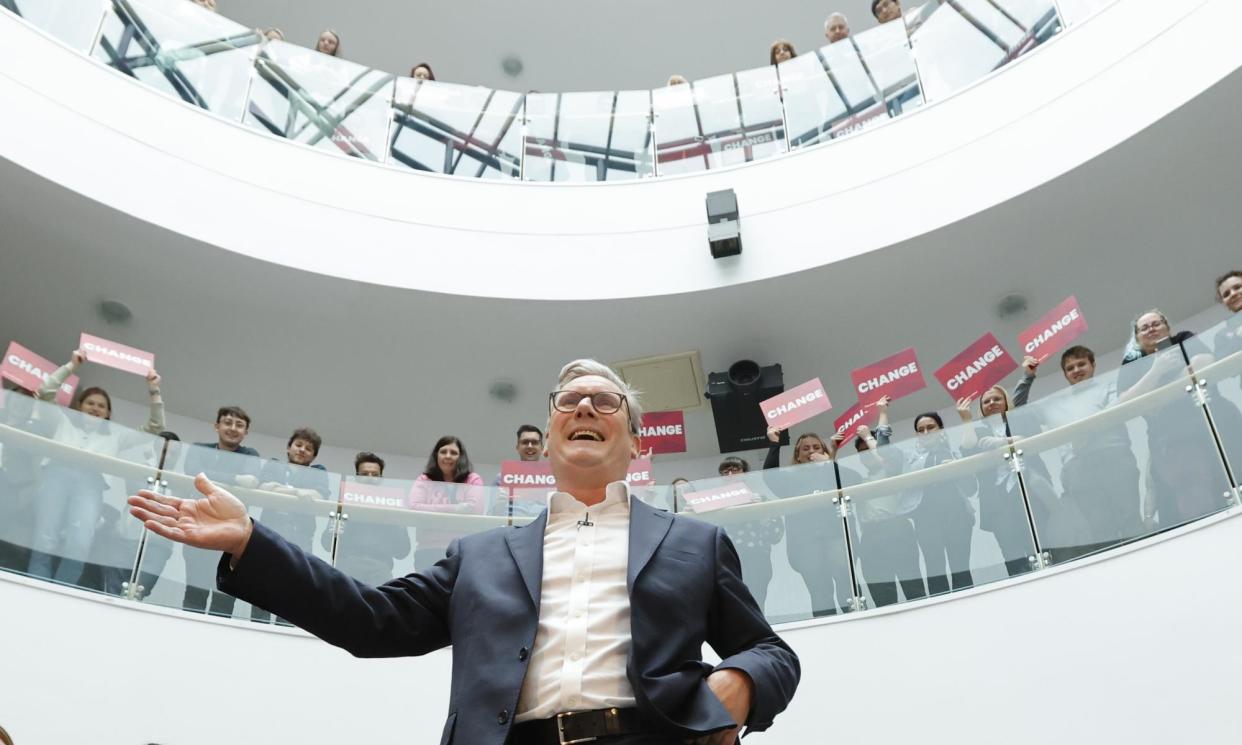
top-left (217, 496), bottom-right (800, 745)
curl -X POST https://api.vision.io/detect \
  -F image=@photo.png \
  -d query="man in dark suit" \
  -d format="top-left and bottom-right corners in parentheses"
top-left (129, 359), bottom-right (800, 745)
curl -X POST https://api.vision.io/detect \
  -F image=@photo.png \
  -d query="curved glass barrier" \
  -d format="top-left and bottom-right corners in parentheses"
top-left (1, 0), bottom-right (1109, 183)
top-left (2, 342), bottom-right (1241, 625)
top-left (93, 0), bottom-right (261, 122)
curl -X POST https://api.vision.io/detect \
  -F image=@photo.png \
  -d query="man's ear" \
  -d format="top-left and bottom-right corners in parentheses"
top-left (630, 433), bottom-right (641, 459)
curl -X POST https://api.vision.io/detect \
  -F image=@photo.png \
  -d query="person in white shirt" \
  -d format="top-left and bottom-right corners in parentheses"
top-left (129, 359), bottom-right (799, 745)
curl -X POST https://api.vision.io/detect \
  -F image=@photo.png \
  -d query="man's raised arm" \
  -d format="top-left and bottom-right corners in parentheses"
top-left (128, 475), bottom-right (455, 658)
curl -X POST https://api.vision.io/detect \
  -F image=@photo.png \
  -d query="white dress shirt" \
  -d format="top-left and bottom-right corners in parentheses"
top-left (515, 481), bottom-right (637, 721)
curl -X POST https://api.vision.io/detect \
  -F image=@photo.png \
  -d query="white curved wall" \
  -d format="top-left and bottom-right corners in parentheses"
top-left (2, 509), bottom-right (1240, 744)
top-left (0, 0), bottom-right (1238, 300)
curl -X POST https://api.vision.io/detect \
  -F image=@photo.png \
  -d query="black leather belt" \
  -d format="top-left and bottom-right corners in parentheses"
top-left (511, 707), bottom-right (642, 744)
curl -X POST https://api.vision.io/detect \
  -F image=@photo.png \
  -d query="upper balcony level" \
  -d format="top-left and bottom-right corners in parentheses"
top-left (3, 0), bottom-right (1240, 300)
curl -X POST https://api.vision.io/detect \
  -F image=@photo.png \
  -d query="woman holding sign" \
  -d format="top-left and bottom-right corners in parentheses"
top-left (763, 427), bottom-right (854, 617)
top-left (28, 350), bottom-right (165, 585)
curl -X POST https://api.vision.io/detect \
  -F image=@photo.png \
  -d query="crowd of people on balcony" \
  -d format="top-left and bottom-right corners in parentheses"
top-left (1, 270), bottom-right (1241, 621)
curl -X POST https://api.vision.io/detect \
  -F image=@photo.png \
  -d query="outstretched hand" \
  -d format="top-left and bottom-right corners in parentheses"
top-left (128, 473), bottom-right (253, 558)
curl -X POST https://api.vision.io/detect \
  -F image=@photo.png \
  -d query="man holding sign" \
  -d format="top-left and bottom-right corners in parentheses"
top-left (129, 359), bottom-right (798, 745)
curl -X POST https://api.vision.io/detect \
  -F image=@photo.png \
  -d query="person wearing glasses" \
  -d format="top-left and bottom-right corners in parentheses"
top-left (129, 359), bottom-right (799, 745)
top-left (1117, 310), bottom-right (1224, 530)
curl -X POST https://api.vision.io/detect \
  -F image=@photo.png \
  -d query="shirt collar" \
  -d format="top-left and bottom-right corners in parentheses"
top-left (547, 480), bottom-right (631, 519)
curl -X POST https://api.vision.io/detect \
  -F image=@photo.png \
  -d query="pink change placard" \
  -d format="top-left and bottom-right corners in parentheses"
top-left (851, 347), bottom-right (925, 406)
top-left (681, 482), bottom-right (760, 514)
top-left (640, 411), bottom-right (687, 455)
top-left (1, 341), bottom-right (78, 406)
top-left (832, 400), bottom-right (876, 442)
top-left (339, 480), bottom-right (411, 509)
top-left (499, 460), bottom-right (556, 493)
top-left (933, 332), bottom-right (1019, 401)
top-left (80, 333), bottom-right (155, 376)
top-left (625, 458), bottom-right (655, 486)
top-left (1018, 296), bottom-right (1089, 364)
top-left (759, 378), bottom-right (833, 431)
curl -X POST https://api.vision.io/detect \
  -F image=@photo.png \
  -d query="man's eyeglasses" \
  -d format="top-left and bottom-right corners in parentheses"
top-left (550, 390), bottom-right (628, 415)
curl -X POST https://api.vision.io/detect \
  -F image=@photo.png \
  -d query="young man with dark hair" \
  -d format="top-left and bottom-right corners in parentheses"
top-left (1011, 345), bottom-right (1140, 558)
top-left (515, 425), bottom-right (543, 462)
top-left (495, 425), bottom-right (547, 516)
top-left (323, 451), bottom-right (411, 586)
top-left (253, 427), bottom-right (332, 623)
top-left (180, 406), bottom-right (261, 616)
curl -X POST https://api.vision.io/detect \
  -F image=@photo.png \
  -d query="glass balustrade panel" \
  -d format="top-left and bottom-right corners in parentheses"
top-left (0, 386), bottom-right (162, 597)
top-left (93, 0), bottom-right (261, 122)
top-left (388, 78), bottom-right (523, 178)
top-left (853, 16), bottom-right (923, 114)
top-left (245, 39), bottom-right (395, 160)
top-left (912, 0), bottom-right (1061, 102)
top-left (834, 413), bottom-right (1036, 608)
top-left (653, 67), bottom-right (786, 176)
top-left (678, 464), bottom-right (852, 623)
top-left (139, 440), bottom-right (338, 620)
top-left (331, 476), bottom-right (509, 584)
top-left (780, 38), bottom-right (895, 149)
top-left (1005, 344), bottom-right (1232, 566)
top-left (1189, 315), bottom-right (1242, 493)
top-left (3, 0), bottom-right (106, 51)
top-left (523, 91), bottom-right (654, 182)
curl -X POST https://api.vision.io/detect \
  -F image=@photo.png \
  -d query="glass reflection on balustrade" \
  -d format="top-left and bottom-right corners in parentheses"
top-left (93, 0), bottom-right (261, 122)
top-left (778, 34), bottom-right (893, 149)
top-left (387, 78), bottom-right (524, 178)
top-left (1189, 316), bottom-right (1242, 492)
top-left (1006, 344), bottom-right (1233, 566)
top-left (0, 386), bottom-right (162, 595)
top-left (910, 0), bottom-right (1061, 102)
top-left (245, 39), bottom-right (395, 160)
top-left (679, 464), bottom-right (852, 623)
top-left (522, 91), bottom-right (655, 181)
top-left (853, 16), bottom-right (924, 113)
top-left (2, 0), bottom-right (106, 52)
top-left (835, 415), bottom-right (1036, 608)
top-left (652, 67), bottom-right (786, 176)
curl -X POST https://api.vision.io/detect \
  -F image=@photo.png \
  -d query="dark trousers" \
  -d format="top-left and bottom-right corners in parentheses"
top-left (914, 503), bottom-right (974, 596)
top-left (735, 548), bottom-right (773, 612)
top-left (860, 516), bottom-right (926, 608)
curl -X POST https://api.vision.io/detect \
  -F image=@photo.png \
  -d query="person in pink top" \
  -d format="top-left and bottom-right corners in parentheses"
top-left (411, 435), bottom-right (485, 570)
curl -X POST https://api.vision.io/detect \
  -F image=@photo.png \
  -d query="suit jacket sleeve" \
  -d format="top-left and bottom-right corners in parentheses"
top-left (705, 527), bottom-right (800, 733)
top-left (217, 521), bottom-right (457, 658)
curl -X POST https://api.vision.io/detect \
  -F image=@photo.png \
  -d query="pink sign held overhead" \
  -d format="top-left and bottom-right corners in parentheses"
top-left (640, 411), bottom-right (687, 455)
top-left (340, 480), bottom-right (411, 509)
top-left (1018, 296), bottom-right (1089, 364)
top-left (851, 347), bottom-right (925, 406)
top-left (681, 482), bottom-right (760, 514)
top-left (759, 378), bottom-right (833, 431)
top-left (1, 341), bottom-right (79, 406)
top-left (832, 400), bottom-right (876, 442)
top-left (933, 332), bottom-right (1019, 401)
top-left (79, 333), bottom-right (155, 376)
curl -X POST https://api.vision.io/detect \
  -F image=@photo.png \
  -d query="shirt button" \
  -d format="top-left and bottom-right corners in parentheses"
top-left (575, 572), bottom-right (586, 582)
top-left (567, 697), bottom-right (578, 707)
top-left (497, 709), bottom-right (509, 725)
top-left (571, 651), bottom-right (581, 661)
top-left (574, 609), bottom-right (584, 618)
top-left (518, 647), bottom-right (529, 661)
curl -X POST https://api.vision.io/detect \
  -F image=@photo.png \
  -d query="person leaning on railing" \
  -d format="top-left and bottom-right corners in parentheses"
top-left (905, 412), bottom-right (977, 596)
top-left (252, 427), bottom-right (332, 624)
top-left (770, 39), bottom-right (796, 65)
top-left (1012, 346), bottom-right (1142, 558)
top-left (0, 385), bottom-right (56, 574)
top-left (956, 386), bottom-right (1068, 578)
top-left (762, 426), bottom-right (852, 617)
top-left (27, 350), bottom-right (164, 586)
top-left (1116, 310), bottom-right (1233, 530)
top-left (315, 29), bottom-right (341, 57)
top-left (714, 457), bottom-right (784, 613)
top-left (1213, 270), bottom-right (1242, 356)
top-left (825, 12), bottom-right (851, 44)
top-left (410, 435), bottom-right (485, 571)
top-left (320, 452), bottom-right (411, 586)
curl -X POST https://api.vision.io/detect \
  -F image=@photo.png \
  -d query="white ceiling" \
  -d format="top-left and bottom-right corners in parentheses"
top-left (217, 0), bottom-right (884, 91)
top-left (1, 67), bottom-right (1239, 467)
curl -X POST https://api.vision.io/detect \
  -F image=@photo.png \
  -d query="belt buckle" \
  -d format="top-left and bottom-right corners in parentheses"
top-left (556, 711), bottom-right (598, 745)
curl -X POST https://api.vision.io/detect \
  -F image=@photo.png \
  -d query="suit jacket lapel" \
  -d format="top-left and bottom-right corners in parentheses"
top-left (627, 497), bottom-right (673, 593)
top-left (505, 511), bottom-right (547, 610)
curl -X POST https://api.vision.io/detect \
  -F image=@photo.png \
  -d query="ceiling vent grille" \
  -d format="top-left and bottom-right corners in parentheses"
top-left (611, 351), bottom-right (705, 412)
